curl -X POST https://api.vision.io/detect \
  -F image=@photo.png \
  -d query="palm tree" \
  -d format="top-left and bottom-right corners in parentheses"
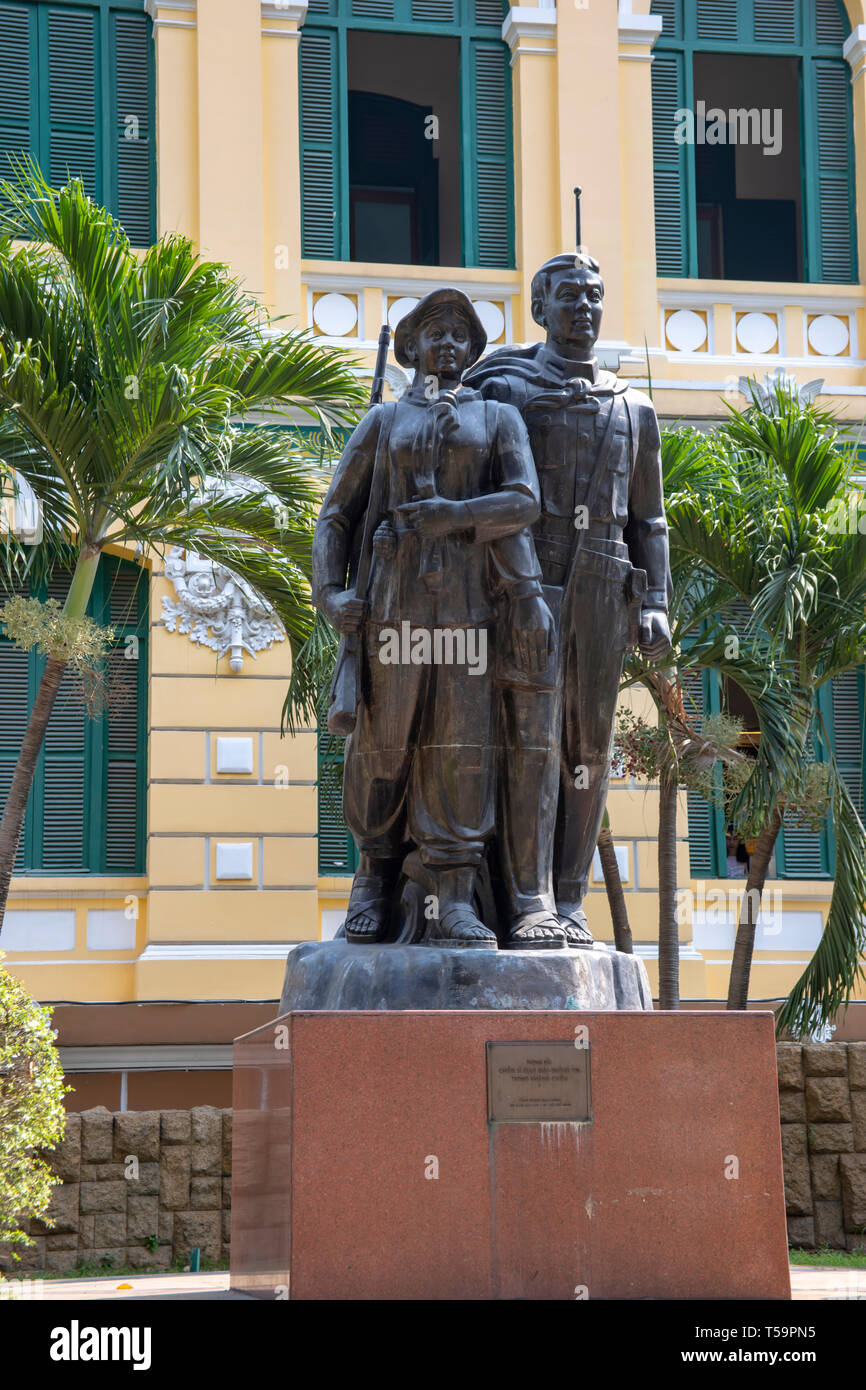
top-left (596, 810), bottom-right (633, 954)
top-left (0, 164), bottom-right (365, 931)
top-left (620, 425), bottom-right (813, 1013)
top-left (664, 383), bottom-right (866, 1034)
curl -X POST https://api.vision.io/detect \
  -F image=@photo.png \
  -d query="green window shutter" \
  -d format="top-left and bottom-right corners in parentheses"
top-left (695, 0), bottom-right (739, 42)
top-left (474, 0), bottom-right (503, 25)
top-left (300, 27), bottom-right (341, 259)
top-left (317, 725), bottom-right (357, 875)
top-left (412, 0), bottom-right (454, 18)
top-left (101, 555), bottom-right (147, 873)
top-left (0, 556), bottom-right (147, 875)
top-left (651, 49), bottom-right (688, 276)
top-left (754, 0), bottom-right (797, 44)
top-left (815, 0), bottom-right (847, 46)
top-left (112, 8), bottom-right (154, 247)
top-left (0, 644), bottom-right (31, 874)
top-left (0, 3), bottom-right (35, 181)
top-left (777, 690), bottom-right (832, 878)
top-left (681, 666), bottom-right (717, 876)
top-left (778, 822), bottom-right (829, 877)
top-left (650, 0), bottom-right (682, 40)
top-left (40, 666), bottom-right (87, 871)
top-left (468, 40), bottom-right (513, 269)
top-left (831, 667), bottom-right (865, 822)
top-left (351, 0), bottom-right (395, 18)
top-left (45, 4), bottom-right (99, 201)
top-left (104, 647), bottom-right (140, 871)
top-left (812, 59), bottom-right (856, 283)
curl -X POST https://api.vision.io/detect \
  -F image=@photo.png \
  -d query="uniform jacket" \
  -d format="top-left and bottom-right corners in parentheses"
top-left (312, 388), bottom-right (543, 629)
top-left (464, 344), bottom-right (671, 611)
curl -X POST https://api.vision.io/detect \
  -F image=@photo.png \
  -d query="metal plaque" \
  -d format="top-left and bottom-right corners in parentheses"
top-left (486, 1041), bottom-right (591, 1124)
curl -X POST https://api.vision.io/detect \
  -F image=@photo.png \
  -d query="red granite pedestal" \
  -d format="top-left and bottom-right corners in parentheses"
top-left (230, 1010), bottom-right (790, 1300)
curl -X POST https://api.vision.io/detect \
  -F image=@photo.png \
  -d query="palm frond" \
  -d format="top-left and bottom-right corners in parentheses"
top-left (775, 768), bottom-right (866, 1036)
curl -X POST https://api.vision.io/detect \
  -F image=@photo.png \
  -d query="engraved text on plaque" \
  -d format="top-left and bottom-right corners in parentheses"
top-left (486, 1041), bottom-right (591, 1123)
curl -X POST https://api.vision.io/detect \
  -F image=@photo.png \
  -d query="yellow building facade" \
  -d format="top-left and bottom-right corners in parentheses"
top-left (3, 0), bottom-right (866, 1102)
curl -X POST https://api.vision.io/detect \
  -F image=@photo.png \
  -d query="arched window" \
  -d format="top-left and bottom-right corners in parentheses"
top-left (0, 0), bottom-right (155, 246)
top-left (299, 0), bottom-right (513, 268)
top-left (650, 0), bottom-right (857, 283)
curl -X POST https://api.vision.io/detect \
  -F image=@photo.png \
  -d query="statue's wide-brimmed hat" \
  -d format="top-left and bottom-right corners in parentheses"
top-left (393, 288), bottom-right (487, 369)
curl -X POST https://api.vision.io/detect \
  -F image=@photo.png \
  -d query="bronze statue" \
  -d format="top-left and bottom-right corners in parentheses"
top-left (312, 288), bottom-right (561, 949)
top-left (465, 251), bottom-right (672, 947)
top-left (314, 253), bottom-right (672, 953)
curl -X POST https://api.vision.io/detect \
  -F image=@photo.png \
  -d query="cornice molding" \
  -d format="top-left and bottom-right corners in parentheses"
top-left (501, 6), bottom-right (557, 63)
top-left (843, 25), bottom-right (866, 81)
top-left (144, 0), bottom-right (196, 28)
top-left (261, 0), bottom-right (309, 33)
top-left (618, 10), bottom-right (663, 61)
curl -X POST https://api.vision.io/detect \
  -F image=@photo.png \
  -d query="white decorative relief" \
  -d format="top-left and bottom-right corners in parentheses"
top-left (161, 548), bottom-right (286, 674)
top-left (665, 308), bottom-right (708, 353)
top-left (472, 299), bottom-right (506, 343)
top-left (592, 845), bottom-right (630, 883)
top-left (313, 292), bottom-right (358, 337)
top-left (216, 843), bottom-right (254, 880)
top-left (736, 311), bottom-right (779, 355)
top-left (807, 314), bottom-right (849, 357)
top-left (216, 737), bottom-right (254, 775)
top-left (86, 910), bottom-right (136, 951)
top-left (2, 911), bottom-right (76, 952)
top-left (739, 366), bottom-right (824, 406)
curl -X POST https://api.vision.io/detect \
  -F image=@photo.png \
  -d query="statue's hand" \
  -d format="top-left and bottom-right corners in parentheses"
top-left (325, 587), bottom-right (368, 635)
top-left (396, 498), bottom-right (470, 538)
top-left (638, 608), bottom-right (672, 660)
top-left (511, 594), bottom-right (555, 674)
top-left (372, 519), bottom-right (397, 559)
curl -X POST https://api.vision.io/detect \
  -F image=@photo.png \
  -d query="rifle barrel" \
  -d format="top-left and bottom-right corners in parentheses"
top-left (370, 323), bottom-right (391, 406)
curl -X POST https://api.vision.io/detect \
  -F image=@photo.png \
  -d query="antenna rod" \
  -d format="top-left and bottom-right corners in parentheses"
top-left (574, 185), bottom-right (582, 251)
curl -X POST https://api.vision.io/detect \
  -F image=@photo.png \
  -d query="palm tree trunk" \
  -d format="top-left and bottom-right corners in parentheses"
top-left (726, 806), bottom-right (783, 1011)
top-left (0, 544), bottom-right (102, 932)
top-left (597, 817), bottom-right (633, 953)
top-left (658, 767), bottom-right (680, 1009)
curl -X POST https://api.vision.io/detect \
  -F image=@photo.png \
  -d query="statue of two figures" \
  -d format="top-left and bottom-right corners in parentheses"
top-left (313, 252), bottom-right (672, 953)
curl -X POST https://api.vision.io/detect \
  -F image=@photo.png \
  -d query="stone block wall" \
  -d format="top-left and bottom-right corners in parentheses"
top-left (0, 1106), bottom-right (231, 1275)
top-left (778, 1042), bottom-right (866, 1250)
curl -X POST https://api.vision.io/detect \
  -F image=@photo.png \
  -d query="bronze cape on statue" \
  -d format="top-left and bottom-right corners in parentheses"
top-left (312, 256), bottom-right (672, 952)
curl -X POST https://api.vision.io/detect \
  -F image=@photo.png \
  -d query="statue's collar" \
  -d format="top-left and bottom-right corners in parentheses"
top-left (402, 383), bottom-right (479, 405)
top-left (536, 345), bottom-right (599, 384)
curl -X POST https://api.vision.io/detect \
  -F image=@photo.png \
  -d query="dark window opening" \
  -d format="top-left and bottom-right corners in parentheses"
top-left (347, 30), bottom-right (460, 266)
top-left (693, 53), bottom-right (802, 281)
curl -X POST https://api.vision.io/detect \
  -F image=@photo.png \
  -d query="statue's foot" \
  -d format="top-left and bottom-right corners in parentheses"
top-left (557, 905), bottom-right (594, 949)
top-left (344, 875), bottom-right (392, 944)
top-left (507, 910), bottom-right (567, 950)
top-left (425, 904), bottom-right (498, 950)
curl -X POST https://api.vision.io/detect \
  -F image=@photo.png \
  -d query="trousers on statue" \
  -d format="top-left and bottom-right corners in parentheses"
top-left (343, 621), bottom-right (496, 870)
top-left (499, 563), bottom-right (631, 923)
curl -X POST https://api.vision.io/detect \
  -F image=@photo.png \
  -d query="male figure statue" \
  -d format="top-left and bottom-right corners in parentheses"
top-left (313, 289), bottom-right (562, 949)
top-left (466, 253), bottom-right (672, 946)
